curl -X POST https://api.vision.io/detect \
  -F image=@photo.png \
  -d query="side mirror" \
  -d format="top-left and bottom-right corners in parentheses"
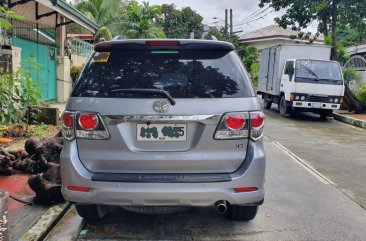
top-left (345, 73), bottom-right (352, 83)
top-left (287, 67), bottom-right (294, 81)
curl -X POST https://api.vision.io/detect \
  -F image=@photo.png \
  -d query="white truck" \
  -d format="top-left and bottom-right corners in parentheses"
top-left (257, 44), bottom-right (345, 118)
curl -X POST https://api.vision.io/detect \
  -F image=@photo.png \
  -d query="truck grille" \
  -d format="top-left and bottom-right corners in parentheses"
top-left (306, 95), bottom-right (329, 103)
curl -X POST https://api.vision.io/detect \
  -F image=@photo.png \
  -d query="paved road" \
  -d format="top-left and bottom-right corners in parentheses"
top-left (76, 109), bottom-right (366, 240)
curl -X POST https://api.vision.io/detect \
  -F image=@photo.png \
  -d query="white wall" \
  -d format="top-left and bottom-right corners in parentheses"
top-left (71, 54), bottom-right (87, 67)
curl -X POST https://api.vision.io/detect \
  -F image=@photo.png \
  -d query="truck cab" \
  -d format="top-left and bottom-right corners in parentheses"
top-left (280, 58), bottom-right (344, 117)
top-left (258, 44), bottom-right (345, 118)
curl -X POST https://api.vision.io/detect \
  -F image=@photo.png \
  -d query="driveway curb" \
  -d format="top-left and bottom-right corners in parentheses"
top-left (333, 112), bottom-right (366, 129)
top-left (19, 202), bottom-right (70, 241)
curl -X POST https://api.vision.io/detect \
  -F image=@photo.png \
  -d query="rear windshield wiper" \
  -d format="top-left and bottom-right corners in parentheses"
top-left (111, 88), bottom-right (176, 105)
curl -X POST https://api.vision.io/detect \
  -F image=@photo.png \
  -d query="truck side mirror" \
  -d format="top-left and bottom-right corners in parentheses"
top-left (345, 73), bottom-right (352, 83)
top-left (287, 68), bottom-right (294, 81)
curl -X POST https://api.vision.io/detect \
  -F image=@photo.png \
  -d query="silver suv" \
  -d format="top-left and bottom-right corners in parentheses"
top-left (60, 39), bottom-right (266, 222)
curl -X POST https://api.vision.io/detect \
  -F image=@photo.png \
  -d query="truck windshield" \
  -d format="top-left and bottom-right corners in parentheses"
top-left (295, 60), bottom-right (343, 85)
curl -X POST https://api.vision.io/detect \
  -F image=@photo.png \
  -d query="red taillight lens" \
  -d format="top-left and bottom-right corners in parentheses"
top-left (251, 112), bottom-right (264, 128)
top-left (225, 114), bottom-right (245, 130)
top-left (63, 112), bottom-right (74, 128)
top-left (234, 187), bottom-right (258, 193)
top-left (79, 113), bottom-right (99, 130)
top-left (145, 40), bottom-right (180, 46)
top-left (67, 186), bottom-right (90, 192)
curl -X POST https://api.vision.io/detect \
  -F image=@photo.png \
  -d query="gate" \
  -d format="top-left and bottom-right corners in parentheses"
top-left (11, 20), bottom-right (58, 101)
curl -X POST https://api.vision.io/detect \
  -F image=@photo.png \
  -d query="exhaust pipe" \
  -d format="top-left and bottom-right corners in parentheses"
top-left (215, 200), bottom-right (228, 214)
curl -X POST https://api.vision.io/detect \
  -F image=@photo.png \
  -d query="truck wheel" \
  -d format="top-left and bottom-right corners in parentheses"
top-left (75, 204), bottom-right (107, 222)
top-left (226, 205), bottom-right (259, 221)
top-left (279, 96), bottom-right (291, 116)
top-left (263, 94), bottom-right (272, 110)
top-left (319, 110), bottom-right (333, 120)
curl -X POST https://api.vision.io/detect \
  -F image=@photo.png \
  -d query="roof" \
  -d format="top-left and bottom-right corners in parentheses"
top-left (50, 0), bottom-right (98, 33)
top-left (240, 25), bottom-right (298, 41)
top-left (240, 24), bottom-right (323, 44)
top-left (8, 0), bottom-right (98, 33)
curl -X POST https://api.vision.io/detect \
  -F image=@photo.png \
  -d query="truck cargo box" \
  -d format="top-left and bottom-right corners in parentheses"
top-left (258, 44), bottom-right (332, 96)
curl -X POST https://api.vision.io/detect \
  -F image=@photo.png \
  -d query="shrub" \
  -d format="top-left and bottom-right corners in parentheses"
top-left (71, 65), bottom-right (83, 83)
top-left (356, 86), bottom-right (366, 104)
top-left (0, 58), bottom-right (43, 124)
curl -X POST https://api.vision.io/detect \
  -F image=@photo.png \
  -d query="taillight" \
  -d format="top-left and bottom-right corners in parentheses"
top-left (214, 112), bottom-right (249, 140)
top-left (76, 112), bottom-right (110, 139)
top-left (225, 114), bottom-right (245, 130)
top-left (79, 113), bottom-right (99, 130)
top-left (63, 112), bottom-right (73, 128)
top-left (62, 111), bottom-right (75, 141)
top-left (250, 111), bottom-right (264, 141)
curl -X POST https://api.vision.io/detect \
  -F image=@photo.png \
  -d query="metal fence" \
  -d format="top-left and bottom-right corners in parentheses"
top-left (68, 37), bottom-right (94, 57)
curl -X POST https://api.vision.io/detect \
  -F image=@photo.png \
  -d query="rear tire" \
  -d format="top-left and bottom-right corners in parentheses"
top-left (226, 205), bottom-right (259, 221)
top-left (75, 204), bottom-right (107, 222)
top-left (263, 94), bottom-right (272, 110)
top-left (279, 95), bottom-right (291, 117)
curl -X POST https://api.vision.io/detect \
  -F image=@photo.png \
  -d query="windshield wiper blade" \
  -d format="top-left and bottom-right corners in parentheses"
top-left (302, 65), bottom-right (319, 79)
top-left (111, 88), bottom-right (176, 105)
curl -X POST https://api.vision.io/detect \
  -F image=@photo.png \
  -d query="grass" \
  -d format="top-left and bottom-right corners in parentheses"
top-left (30, 124), bottom-right (50, 138)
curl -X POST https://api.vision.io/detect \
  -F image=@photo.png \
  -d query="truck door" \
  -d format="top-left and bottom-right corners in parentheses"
top-left (266, 47), bottom-right (277, 94)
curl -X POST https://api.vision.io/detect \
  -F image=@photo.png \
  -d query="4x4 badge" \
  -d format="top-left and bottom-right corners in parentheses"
top-left (153, 101), bottom-right (170, 113)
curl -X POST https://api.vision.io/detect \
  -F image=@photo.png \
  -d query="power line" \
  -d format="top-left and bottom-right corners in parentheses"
top-left (233, 9), bottom-right (274, 28)
top-left (232, 4), bottom-right (270, 25)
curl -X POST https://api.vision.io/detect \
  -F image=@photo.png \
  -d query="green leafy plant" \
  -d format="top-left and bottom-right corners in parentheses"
top-left (356, 86), bottom-right (366, 104)
top-left (0, 58), bottom-right (43, 124)
top-left (342, 67), bottom-right (359, 85)
top-left (71, 65), bottom-right (84, 82)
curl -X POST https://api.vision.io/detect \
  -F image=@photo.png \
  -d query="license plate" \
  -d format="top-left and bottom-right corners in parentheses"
top-left (313, 103), bottom-right (322, 108)
top-left (137, 124), bottom-right (187, 142)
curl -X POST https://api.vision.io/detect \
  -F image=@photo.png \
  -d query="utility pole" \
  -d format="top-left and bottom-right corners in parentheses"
top-left (230, 9), bottom-right (233, 36)
top-left (224, 9), bottom-right (228, 38)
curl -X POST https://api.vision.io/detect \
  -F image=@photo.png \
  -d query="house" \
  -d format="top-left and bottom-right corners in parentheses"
top-left (0, 0), bottom-right (98, 103)
top-left (240, 25), bottom-right (324, 49)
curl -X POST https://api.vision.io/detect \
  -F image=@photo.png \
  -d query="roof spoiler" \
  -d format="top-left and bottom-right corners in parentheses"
top-left (95, 39), bottom-right (235, 52)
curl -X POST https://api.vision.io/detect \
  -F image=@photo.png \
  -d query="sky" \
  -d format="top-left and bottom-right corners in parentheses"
top-left (136, 0), bottom-right (291, 35)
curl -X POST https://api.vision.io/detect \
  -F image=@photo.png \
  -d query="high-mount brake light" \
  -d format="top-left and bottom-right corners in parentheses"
top-left (225, 114), bottom-right (245, 130)
top-left (79, 113), bottom-right (99, 130)
top-left (145, 41), bottom-right (180, 47)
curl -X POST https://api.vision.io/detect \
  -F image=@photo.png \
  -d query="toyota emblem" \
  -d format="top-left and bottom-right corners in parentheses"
top-left (153, 101), bottom-right (170, 113)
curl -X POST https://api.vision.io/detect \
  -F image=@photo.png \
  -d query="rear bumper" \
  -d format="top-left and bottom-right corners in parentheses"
top-left (60, 140), bottom-right (266, 207)
top-left (292, 101), bottom-right (340, 110)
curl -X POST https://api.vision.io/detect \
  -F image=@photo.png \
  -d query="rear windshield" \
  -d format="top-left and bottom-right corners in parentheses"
top-left (72, 49), bottom-right (253, 98)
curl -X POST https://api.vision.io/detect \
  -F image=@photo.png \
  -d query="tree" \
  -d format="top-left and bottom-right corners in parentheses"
top-left (123, 1), bottom-right (165, 39)
top-left (75, 0), bottom-right (124, 41)
top-left (258, 0), bottom-right (366, 61)
top-left (160, 4), bottom-right (203, 39)
top-left (0, 6), bottom-right (24, 47)
top-left (337, 25), bottom-right (366, 47)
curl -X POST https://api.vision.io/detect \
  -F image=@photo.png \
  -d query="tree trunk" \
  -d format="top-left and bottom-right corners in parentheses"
top-left (330, 0), bottom-right (338, 61)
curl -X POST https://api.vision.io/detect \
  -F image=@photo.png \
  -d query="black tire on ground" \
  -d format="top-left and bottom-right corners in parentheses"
top-left (226, 205), bottom-right (259, 221)
top-left (279, 95), bottom-right (291, 117)
top-left (319, 110), bottom-right (333, 120)
top-left (263, 94), bottom-right (272, 110)
top-left (75, 204), bottom-right (107, 221)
